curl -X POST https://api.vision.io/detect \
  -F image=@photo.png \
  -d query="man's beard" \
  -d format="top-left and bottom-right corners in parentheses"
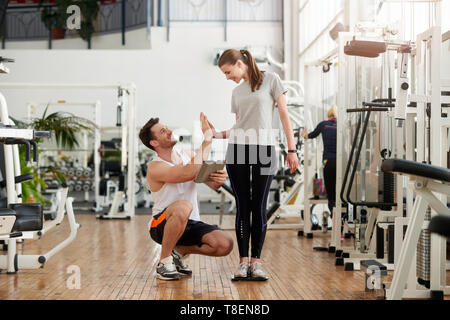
top-left (162, 139), bottom-right (177, 148)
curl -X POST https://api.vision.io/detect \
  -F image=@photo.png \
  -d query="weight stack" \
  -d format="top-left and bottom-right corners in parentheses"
top-left (379, 171), bottom-right (395, 211)
top-left (416, 206), bottom-right (431, 288)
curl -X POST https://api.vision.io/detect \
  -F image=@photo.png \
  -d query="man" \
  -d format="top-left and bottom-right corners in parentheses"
top-left (139, 113), bottom-right (234, 280)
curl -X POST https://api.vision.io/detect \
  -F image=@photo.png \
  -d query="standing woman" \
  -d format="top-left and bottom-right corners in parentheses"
top-left (208, 49), bottom-right (299, 280)
top-left (301, 105), bottom-right (337, 216)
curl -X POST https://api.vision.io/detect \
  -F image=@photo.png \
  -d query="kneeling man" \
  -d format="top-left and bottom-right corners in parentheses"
top-left (139, 113), bottom-right (233, 280)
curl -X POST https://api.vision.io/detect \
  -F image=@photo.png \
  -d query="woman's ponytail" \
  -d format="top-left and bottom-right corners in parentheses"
top-left (240, 49), bottom-right (264, 92)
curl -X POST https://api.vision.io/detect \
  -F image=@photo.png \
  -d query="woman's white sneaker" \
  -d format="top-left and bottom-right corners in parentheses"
top-left (234, 262), bottom-right (250, 279)
top-left (249, 262), bottom-right (269, 280)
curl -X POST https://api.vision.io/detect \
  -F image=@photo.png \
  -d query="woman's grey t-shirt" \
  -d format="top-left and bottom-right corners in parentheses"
top-left (229, 71), bottom-right (287, 146)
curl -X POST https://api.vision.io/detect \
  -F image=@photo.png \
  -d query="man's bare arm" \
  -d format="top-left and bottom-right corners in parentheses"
top-left (149, 113), bottom-right (213, 185)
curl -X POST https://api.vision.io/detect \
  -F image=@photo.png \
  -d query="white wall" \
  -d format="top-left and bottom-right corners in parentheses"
top-left (0, 24), bottom-right (283, 135)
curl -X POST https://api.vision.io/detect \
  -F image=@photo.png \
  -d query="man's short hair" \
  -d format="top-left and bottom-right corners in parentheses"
top-left (139, 118), bottom-right (159, 151)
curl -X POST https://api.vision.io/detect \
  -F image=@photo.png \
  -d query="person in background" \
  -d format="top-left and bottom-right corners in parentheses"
top-left (302, 105), bottom-right (337, 216)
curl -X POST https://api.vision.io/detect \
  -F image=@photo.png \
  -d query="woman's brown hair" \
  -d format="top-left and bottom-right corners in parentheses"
top-left (218, 49), bottom-right (264, 92)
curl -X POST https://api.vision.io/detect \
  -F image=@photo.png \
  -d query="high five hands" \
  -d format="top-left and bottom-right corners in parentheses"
top-left (200, 113), bottom-right (299, 173)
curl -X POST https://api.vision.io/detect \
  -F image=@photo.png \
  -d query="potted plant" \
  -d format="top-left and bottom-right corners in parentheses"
top-left (39, 0), bottom-right (74, 40)
top-left (29, 106), bottom-right (97, 149)
top-left (76, 0), bottom-right (100, 48)
top-left (12, 107), bottom-right (97, 203)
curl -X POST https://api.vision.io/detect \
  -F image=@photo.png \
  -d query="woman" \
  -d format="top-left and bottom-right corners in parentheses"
top-left (208, 49), bottom-right (299, 280)
top-left (301, 105), bottom-right (337, 216)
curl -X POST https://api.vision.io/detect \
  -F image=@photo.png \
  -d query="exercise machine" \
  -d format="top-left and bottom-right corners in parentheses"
top-left (0, 82), bottom-right (138, 219)
top-left (0, 57), bottom-right (80, 273)
top-left (329, 26), bottom-right (413, 270)
top-left (27, 100), bottom-right (102, 213)
top-left (266, 80), bottom-right (306, 230)
top-left (383, 160), bottom-right (449, 300)
top-left (383, 25), bottom-right (450, 300)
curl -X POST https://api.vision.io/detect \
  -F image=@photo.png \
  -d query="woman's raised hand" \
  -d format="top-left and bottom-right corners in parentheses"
top-left (200, 112), bottom-right (213, 142)
top-left (207, 120), bottom-right (219, 139)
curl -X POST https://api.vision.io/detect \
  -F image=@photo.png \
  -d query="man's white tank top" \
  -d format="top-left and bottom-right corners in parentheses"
top-left (147, 148), bottom-right (200, 226)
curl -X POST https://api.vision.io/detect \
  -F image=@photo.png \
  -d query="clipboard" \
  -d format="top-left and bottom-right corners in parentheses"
top-left (194, 161), bottom-right (226, 183)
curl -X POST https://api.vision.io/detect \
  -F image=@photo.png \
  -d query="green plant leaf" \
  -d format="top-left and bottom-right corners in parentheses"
top-left (29, 108), bottom-right (97, 150)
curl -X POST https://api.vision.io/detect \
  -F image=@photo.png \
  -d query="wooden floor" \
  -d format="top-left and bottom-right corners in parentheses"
top-left (0, 213), bottom-right (448, 300)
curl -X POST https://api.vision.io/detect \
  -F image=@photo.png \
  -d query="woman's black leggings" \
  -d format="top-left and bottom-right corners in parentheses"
top-left (323, 157), bottom-right (337, 216)
top-left (226, 144), bottom-right (277, 259)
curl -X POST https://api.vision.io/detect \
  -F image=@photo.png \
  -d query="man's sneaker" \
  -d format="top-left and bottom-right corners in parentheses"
top-left (156, 256), bottom-right (181, 280)
top-left (322, 212), bottom-right (329, 233)
top-left (171, 250), bottom-right (192, 275)
top-left (249, 262), bottom-right (269, 280)
top-left (234, 262), bottom-right (250, 279)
